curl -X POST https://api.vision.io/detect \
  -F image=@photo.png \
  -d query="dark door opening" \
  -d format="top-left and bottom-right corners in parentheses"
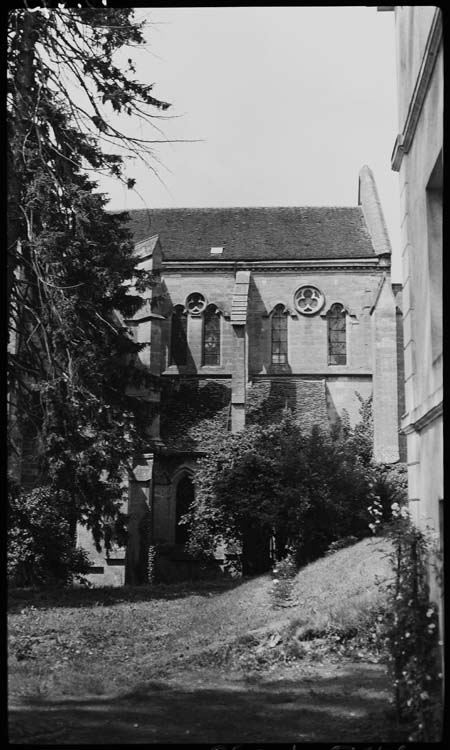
top-left (242, 524), bottom-right (272, 576)
top-left (175, 475), bottom-right (194, 545)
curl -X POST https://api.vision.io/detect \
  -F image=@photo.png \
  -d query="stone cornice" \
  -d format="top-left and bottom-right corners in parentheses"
top-left (401, 401), bottom-right (442, 434)
top-left (162, 258), bottom-right (383, 274)
top-left (401, 387), bottom-right (443, 434)
top-left (391, 7), bottom-right (442, 172)
top-left (162, 369), bottom-right (232, 379)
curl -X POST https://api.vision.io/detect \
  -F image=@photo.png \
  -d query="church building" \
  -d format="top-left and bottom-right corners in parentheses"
top-left (78, 165), bottom-right (405, 585)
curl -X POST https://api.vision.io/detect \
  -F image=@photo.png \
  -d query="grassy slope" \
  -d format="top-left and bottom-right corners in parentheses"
top-left (291, 535), bottom-right (392, 632)
top-left (8, 536), bottom-right (393, 700)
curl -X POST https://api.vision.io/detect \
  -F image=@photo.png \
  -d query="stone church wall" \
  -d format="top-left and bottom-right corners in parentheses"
top-left (247, 271), bottom-right (380, 375)
top-left (74, 188), bottom-right (405, 586)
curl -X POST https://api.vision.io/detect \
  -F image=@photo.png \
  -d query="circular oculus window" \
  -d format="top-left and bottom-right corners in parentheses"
top-left (185, 292), bottom-right (207, 315)
top-left (294, 285), bottom-right (325, 315)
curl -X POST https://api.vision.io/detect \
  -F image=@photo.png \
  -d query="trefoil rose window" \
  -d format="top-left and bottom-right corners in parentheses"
top-left (271, 304), bottom-right (288, 365)
top-left (294, 285), bottom-right (325, 315)
top-left (202, 305), bottom-right (221, 366)
top-left (186, 292), bottom-right (207, 315)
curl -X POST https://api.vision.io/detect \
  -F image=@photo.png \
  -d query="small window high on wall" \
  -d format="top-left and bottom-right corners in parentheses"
top-left (170, 305), bottom-right (187, 366)
top-left (202, 305), bottom-right (220, 366)
top-left (271, 305), bottom-right (288, 364)
top-left (327, 303), bottom-right (346, 365)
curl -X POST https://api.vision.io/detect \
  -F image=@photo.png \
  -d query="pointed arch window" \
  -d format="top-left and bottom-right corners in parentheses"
top-left (170, 305), bottom-right (187, 366)
top-left (271, 304), bottom-right (288, 364)
top-left (327, 303), bottom-right (346, 365)
top-left (202, 305), bottom-right (221, 366)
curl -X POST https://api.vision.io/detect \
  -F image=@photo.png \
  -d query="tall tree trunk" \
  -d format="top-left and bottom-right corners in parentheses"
top-left (7, 10), bottom-right (37, 483)
top-left (7, 9), bottom-right (36, 326)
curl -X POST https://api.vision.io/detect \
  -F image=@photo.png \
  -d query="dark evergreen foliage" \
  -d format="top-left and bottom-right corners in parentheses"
top-left (8, 483), bottom-right (91, 586)
top-left (7, 6), bottom-right (170, 551)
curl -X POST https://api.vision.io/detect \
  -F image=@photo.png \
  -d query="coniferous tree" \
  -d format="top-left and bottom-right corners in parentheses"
top-left (7, 4), bottom-right (171, 548)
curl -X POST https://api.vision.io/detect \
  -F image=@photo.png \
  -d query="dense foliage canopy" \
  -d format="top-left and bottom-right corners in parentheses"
top-left (185, 404), bottom-right (381, 568)
top-left (7, 5), bottom-right (170, 550)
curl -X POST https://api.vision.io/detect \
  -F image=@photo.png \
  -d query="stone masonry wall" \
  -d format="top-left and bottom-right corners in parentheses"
top-left (247, 271), bottom-right (381, 376)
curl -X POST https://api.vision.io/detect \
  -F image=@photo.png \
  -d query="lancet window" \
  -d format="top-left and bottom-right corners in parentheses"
top-left (170, 305), bottom-right (187, 366)
top-left (202, 305), bottom-right (221, 366)
top-left (271, 304), bottom-right (288, 364)
top-left (327, 303), bottom-right (347, 365)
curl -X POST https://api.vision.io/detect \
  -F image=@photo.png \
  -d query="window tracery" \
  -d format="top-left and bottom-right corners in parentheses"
top-left (327, 302), bottom-right (347, 365)
top-left (202, 305), bottom-right (221, 366)
top-left (294, 285), bottom-right (325, 315)
top-left (186, 292), bottom-right (206, 315)
top-left (271, 304), bottom-right (288, 364)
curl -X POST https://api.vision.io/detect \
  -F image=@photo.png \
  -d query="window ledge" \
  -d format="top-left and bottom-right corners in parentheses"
top-left (252, 369), bottom-right (372, 377)
top-left (162, 366), bottom-right (231, 376)
top-left (268, 364), bottom-right (291, 374)
top-left (163, 365), bottom-right (196, 375)
top-left (200, 366), bottom-right (227, 373)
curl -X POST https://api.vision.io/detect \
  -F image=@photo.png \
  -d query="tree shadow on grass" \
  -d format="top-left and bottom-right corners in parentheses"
top-left (9, 667), bottom-right (409, 744)
top-left (7, 577), bottom-right (247, 613)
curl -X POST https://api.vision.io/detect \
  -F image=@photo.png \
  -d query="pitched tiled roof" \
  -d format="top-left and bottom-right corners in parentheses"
top-left (122, 206), bottom-right (376, 261)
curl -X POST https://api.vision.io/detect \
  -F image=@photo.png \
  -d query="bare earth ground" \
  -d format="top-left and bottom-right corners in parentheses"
top-left (9, 662), bottom-right (407, 745)
top-left (8, 538), bottom-right (410, 744)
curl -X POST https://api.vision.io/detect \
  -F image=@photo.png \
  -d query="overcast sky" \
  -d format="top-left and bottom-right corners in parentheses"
top-left (98, 6), bottom-right (401, 281)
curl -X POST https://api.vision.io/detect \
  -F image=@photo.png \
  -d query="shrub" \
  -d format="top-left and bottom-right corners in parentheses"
top-left (8, 484), bottom-right (91, 586)
top-left (184, 412), bottom-right (377, 570)
top-left (373, 463), bottom-right (408, 521)
top-left (381, 508), bottom-right (443, 741)
top-left (287, 423), bottom-right (375, 566)
top-left (325, 535), bottom-right (359, 555)
top-left (271, 551), bottom-right (297, 608)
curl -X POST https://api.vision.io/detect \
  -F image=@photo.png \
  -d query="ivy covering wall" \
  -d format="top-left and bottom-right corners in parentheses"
top-left (160, 378), bottom-right (231, 452)
top-left (246, 378), bottom-right (329, 430)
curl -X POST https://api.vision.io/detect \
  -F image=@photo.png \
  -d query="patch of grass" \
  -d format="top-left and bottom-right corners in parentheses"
top-left (291, 536), bottom-right (392, 629)
top-left (257, 538), bottom-right (393, 667)
top-left (8, 537), bottom-right (393, 700)
top-left (206, 537), bottom-right (393, 672)
top-left (7, 578), bottom-right (241, 613)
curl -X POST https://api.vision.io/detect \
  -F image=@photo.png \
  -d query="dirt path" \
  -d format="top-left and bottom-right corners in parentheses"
top-left (9, 661), bottom-right (408, 744)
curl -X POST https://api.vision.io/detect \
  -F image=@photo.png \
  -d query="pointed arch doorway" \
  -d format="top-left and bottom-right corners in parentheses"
top-left (175, 474), bottom-right (194, 545)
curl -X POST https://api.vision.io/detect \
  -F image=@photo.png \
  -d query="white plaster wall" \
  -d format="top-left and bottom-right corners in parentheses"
top-left (399, 51), bottom-right (443, 412)
top-left (395, 6), bottom-right (438, 128)
top-left (394, 8), bottom-right (443, 620)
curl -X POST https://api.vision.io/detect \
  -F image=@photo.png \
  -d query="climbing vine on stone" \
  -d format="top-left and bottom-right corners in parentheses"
top-left (381, 507), bottom-right (443, 742)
